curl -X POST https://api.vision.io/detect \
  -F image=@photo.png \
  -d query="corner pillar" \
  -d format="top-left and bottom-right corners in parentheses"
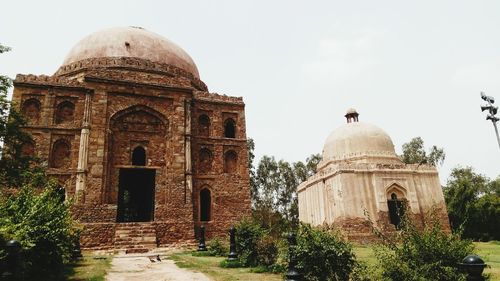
top-left (185, 99), bottom-right (193, 204)
top-left (75, 92), bottom-right (92, 203)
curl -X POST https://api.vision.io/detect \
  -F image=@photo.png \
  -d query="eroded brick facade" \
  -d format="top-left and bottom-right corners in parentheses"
top-left (12, 47), bottom-right (251, 249)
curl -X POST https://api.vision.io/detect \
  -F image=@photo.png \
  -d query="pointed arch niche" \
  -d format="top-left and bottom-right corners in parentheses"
top-left (21, 98), bottom-right (41, 124)
top-left (50, 139), bottom-right (71, 168)
top-left (386, 184), bottom-right (407, 229)
top-left (200, 187), bottom-right (212, 222)
top-left (132, 146), bottom-right (146, 166)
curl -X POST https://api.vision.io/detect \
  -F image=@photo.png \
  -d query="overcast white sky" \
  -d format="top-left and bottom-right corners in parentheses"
top-left (1, 0), bottom-right (499, 183)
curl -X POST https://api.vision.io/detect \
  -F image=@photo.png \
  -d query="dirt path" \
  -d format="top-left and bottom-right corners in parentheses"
top-left (105, 251), bottom-right (211, 281)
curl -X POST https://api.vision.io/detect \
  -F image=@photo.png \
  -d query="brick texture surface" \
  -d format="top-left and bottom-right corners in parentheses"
top-left (13, 57), bottom-right (251, 249)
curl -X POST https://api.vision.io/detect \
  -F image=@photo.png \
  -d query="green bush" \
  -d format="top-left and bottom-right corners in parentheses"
top-left (256, 234), bottom-right (279, 267)
top-left (374, 210), bottom-right (475, 281)
top-left (0, 184), bottom-right (80, 281)
top-left (293, 223), bottom-right (357, 281)
top-left (207, 237), bottom-right (228, 257)
top-left (234, 217), bottom-right (266, 267)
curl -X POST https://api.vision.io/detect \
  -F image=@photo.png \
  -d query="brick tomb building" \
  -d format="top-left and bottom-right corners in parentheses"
top-left (12, 27), bottom-right (251, 250)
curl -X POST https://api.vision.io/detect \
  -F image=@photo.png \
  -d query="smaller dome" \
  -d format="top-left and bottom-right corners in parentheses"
top-left (323, 121), bottom-right (397, 162)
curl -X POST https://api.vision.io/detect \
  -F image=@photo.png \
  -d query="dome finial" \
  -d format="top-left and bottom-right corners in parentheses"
top-left (345, 108), bottom-right (359, 123)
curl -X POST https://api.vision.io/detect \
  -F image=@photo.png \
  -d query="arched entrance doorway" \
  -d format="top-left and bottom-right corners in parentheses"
top-left (109, 105), bottom-right (167, 223)
top-left (387, 192), bottom-right (406, 229)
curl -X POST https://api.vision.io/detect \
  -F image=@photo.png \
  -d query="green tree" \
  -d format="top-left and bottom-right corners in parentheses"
top-left (251, 151), bottom-right (322, 232)
top-left (400, 137), bottom-right (445, 166)
top-left (0, 44), bottom-right (41, 188)
top-left (444, 167), bottom-right (500, 240)
top-left (247, 138), bottom-right (258, 206)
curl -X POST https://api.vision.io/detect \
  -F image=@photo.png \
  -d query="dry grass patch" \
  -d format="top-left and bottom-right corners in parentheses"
top-left (65, 252), bottom-right (111, 281)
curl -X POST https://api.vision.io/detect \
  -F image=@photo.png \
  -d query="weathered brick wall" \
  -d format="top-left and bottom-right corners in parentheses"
top-left (71, 204), bottom-right (117, 223)
top-left (191, 96), bottom-right (252, 239)
top-left (80, 223), bottom-right (116, 249)
top-left (12, 57), bottom-right (252, 248)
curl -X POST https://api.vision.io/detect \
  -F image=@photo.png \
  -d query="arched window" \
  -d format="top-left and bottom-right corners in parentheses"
top-left (55, 101), bottom-right (75, 124)
top-left (200, 188), bottom-right (211, 221)
top-left (50, 140), bottom-right (71, 168)
top-left (198, 148), bottom-right (212, 173)
top-left (198, 115), bottom-right (210, 137)
top-left (132, 146), bottom-right (146, 166)
top-left (224, 150), bottom-right (238, 173)
top-left (387, 193), bottom-right (405, 229)
top-left (21, 99), bottom-right (41, 124)
top-left (20, 141), bottom-right (35, 158)
top-left (224, 118), bottom-right (236, 138)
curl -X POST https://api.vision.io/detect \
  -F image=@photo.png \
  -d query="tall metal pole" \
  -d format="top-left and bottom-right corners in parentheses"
top-left (493, 122), bottom-right (500, 150)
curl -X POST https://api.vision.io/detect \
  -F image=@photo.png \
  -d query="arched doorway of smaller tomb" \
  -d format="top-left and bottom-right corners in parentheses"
top-left (386, 185), bottom-right (407, 229)
top-left (110, 106), bottom-right (167, 223)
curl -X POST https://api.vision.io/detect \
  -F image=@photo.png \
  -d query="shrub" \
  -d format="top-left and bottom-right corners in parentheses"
top-left (234, 217), bottom-right (266, 267)
top-left (256, 234), bottom-right (279, 267)
top-left (373, 209), bottom-right (475, 281)
top-left (0, 184), bottom-right (80, 281)
top-left (293, 223), bottom-right (357, 281)
top-left (207, 237), bottom-right (228, 257)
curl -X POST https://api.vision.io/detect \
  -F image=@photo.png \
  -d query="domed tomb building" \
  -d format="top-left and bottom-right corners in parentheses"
top-left (297, 109), bottom-right (449, 240)
top-left (12, 27), bottom-right (251, 250)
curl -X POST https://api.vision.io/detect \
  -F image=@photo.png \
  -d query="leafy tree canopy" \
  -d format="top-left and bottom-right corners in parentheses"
top-left (444, 166), bottom-right (500, 241)
top-left (400, 136), bottom-right (445, 166)
top-left (247, 139), bottom-right (321, 231)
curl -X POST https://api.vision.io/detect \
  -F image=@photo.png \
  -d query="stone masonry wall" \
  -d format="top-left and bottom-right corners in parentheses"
top-left (13, 61), bottom-right (251, 248)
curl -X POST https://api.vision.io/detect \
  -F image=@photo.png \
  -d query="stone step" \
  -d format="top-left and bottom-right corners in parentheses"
top-left (113, 223), bottom-right (158, 252)
top-left (115, 230), bottom-right (156, 234)
top-left (115, 236), bottom-right (156, 241)
top-left (115, 223), bottom-right (156, 227)
top-left (115, 227), bottom-right (156, 232)
top-left (115, 241), bottom-right (156, 244)
top-left (125, 248), bottom-right (150, 254)
top-left (115, 233), bottom-right (156, 238)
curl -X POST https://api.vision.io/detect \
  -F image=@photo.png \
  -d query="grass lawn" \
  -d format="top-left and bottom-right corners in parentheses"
top-left (169, 251), bottom-right (282, 281)
top-left (64, 251), bottom-right (112, 281)
top-left (475, 241), bottom-right (500, 280)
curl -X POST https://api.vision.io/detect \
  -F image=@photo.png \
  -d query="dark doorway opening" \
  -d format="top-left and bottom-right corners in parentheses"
top-left (224, 119), bottom-right (236, 138)
top-left (200, 188), bottom-right (211, 221)
top-left (387, 193), bottom-right (405, 229)
top-left (117, 168), bottom-right (155, 222)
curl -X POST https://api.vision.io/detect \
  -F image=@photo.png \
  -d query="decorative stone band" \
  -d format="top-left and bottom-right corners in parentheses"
top-left (318, 150), bottom-right (401, 168)
top-left (14, 74), bottom-right (87, 90)
top-left (83, 69), bottom-right (193, 90)
top-left (54, 57), bottom-right (208, 91)
top-left (194, 91), bottom-right (244, 105)
top-left (14, 74), bottom-right (244, 107)
top-left (297, 161), bottom-right (439, 192)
